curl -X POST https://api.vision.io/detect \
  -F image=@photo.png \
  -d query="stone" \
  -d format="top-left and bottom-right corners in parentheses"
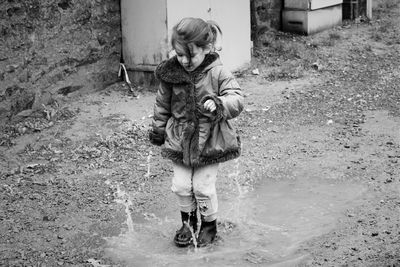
top-left (15, 109), bottom-right (34, 118)
top-left (6, 64), bottom-right (19, 73)
top-left (18, 69), bottom-right (30, 83)
top-left (58, 0), bottom-right (72, 10)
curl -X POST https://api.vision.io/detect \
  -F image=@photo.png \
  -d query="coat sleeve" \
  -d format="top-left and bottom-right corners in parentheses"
top-left (149, 80), bottom-right (172, 146)
top-left (213, 67), bottom-right (244, 120)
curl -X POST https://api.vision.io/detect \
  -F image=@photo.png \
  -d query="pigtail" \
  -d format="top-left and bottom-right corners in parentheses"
top-left (206, 20), bottom-right (222, 51)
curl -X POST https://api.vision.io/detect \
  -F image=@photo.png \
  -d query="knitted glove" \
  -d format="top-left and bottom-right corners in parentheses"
top-left (200, 95), bottom-right (224, 123)
top-left (149, 130), bottom-right (164, 146)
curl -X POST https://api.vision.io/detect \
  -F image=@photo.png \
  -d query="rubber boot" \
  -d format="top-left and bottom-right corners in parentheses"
top-left (197, 219), bottom-right (217, 247)
top-left (174, 211), bottom-right (197, 247)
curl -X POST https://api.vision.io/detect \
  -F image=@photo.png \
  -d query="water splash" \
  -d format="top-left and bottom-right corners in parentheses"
top-left (114, 184), bottom-right (134, 233)
top-left (184, 221), bottom-right (198, 250)
top-left (226, 158), bottom-right (248, 222)
top-left (230, 158), bottom-right (244, 197)
top-left (144, 150), bottom-right (152, 178)
top-left (110, 150), bottom-right (152, 235)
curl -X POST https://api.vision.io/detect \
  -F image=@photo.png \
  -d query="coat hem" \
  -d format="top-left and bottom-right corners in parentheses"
top-left (161, 147), bottom-right (241, 167)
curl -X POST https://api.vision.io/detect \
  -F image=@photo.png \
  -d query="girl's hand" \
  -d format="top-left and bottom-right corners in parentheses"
top-left (203, 99), bottom-right (216, 112)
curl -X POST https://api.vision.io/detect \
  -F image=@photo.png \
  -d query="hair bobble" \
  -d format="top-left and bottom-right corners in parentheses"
top-left (206, 20), bottom-right (222, 51)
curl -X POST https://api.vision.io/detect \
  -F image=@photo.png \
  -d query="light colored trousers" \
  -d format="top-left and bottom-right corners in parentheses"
top-left (171, 162), bottom-right (219, 222)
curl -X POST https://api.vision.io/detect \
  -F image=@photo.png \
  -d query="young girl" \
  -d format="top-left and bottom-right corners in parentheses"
top-left (149, 17), bottom-right (244, 247)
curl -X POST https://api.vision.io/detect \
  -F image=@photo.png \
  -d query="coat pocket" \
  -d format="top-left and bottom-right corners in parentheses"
top-left (164, 117), bottom-right (184, 151)
top-left (198, 122), bottom-right (212, 152)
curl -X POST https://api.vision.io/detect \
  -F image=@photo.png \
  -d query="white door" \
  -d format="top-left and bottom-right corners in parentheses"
top-left (166, 0), bottom-right (212, 55)
top-left (209, 0), bottom-right (251, 71)
top-left (121, 0), bottom-right (169, 66)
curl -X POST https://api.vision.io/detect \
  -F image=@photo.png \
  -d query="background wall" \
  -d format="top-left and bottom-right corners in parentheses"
top-left (0, 0), bottom-right (121, 121)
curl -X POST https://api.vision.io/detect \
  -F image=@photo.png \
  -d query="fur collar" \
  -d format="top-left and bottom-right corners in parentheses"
top-left (155, 53), bottom-right (220, 84)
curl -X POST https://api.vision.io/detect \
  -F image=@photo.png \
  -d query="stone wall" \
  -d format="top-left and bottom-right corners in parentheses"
top-left (0, 0), bottom-right (121, 121)
top-left (251, 0), bottom-right (283, 45)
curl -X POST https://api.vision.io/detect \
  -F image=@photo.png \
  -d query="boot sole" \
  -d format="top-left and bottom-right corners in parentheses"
top-left (174, 238), bottom-right (193, 247)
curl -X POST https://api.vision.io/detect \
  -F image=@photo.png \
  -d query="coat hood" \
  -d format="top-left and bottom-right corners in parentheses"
top-left (155, 52), bottom-right (221, 84)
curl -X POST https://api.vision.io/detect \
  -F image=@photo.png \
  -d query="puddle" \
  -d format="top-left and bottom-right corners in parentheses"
top-left (104, 177), bottom-right (365, 266)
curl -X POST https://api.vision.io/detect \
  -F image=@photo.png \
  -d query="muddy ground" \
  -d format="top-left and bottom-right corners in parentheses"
top-left (1, 3), bottom-right (400, 267)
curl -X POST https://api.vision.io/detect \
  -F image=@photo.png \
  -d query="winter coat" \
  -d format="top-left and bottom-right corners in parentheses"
top-left (149, 52), bottom-right (244, 167)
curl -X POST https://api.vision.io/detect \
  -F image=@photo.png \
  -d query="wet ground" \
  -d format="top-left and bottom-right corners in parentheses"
top-left (1, 6), bottom-right (400, 267)
top-left (105, 177), bottom-right (366, 266)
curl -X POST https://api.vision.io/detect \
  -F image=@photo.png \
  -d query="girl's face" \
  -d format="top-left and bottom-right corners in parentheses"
top-left (175, 43), bottom-right (211, 72)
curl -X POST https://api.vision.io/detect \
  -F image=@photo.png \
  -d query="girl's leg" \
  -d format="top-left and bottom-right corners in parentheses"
top-left (192, 163), bottom-right (219, 246)
top-left (171, 162), bottom-right (197, 247)
top-left (171, 162), bottom-right (196, 212)
top-left (192, 163), bottom-right (219, 222)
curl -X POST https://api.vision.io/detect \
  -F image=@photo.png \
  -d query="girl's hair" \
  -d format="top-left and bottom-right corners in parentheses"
top-left (171, 17), bottom-right (222, 59)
